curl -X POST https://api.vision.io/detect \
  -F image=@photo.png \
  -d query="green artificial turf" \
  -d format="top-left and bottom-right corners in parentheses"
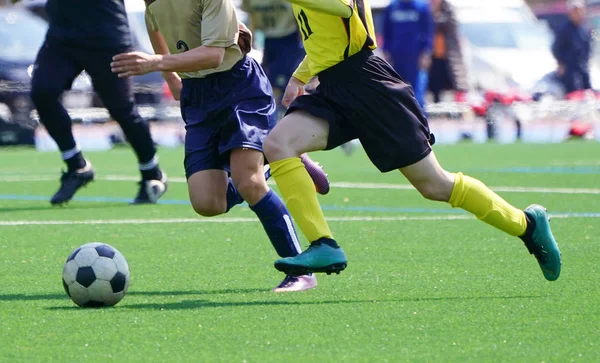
top-left (0, 142), bottom-right (599, 362)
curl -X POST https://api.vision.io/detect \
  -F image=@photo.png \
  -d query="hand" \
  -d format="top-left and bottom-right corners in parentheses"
top-left (238, 22), bottom-right (253, 54)
top-left (419, 53), bottom-right (432, 70)
top-left (282, 77), bottom-right (306, 108)
top-left (163, 72), bottom-right (182, 101)
top-left (111, 52), bottom-right (162, 78)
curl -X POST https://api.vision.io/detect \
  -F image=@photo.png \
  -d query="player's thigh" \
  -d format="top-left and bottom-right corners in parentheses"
top-left (30, 41), bottom-right (82, 99)
top-left (229, 148), bottom-right (269, 205)
top-left (83, 48), bottom-right (135, 111)
top-left (187, 169), bottom-right (230, 216)
top-left (399, 151), bottom-right (455, 201)
top-left (184, 123), bottom-right (229, 215)
top-left (263, 110), bottom-right (330, 159)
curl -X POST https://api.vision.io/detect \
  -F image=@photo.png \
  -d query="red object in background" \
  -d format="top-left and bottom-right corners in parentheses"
top-left (564, 89), bottom-right (600, 101)
top-left (569, 120), bottom-right (593, 137)
top-left (484, 89), bottom-right (532, 105)
top-left (454, 91), bottom-right (466, 103)
top-left (162, 81), bottom-right (172, 99)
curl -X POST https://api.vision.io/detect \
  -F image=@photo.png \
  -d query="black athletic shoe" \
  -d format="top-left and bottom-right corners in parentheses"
top-left (50, 166), bottom-right (95, 206)
top-left (132, 173), bottom-right (168, 204)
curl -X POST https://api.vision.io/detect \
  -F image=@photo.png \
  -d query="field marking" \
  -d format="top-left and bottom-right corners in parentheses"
top-left (2, 174), bottom-right (600, 195)
top-left (0, 213), bottom-right (598, 227)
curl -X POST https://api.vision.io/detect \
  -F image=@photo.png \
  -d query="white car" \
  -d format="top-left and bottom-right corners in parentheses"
top-left (448, 0), bottom-right (558, 95)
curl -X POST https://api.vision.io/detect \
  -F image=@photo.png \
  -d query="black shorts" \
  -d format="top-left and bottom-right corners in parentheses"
top-left (287, 49), bottom-right (434, 172)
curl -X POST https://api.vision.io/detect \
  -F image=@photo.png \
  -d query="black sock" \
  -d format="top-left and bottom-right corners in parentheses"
top-left (65, 152), bottom-right (87, 172)
top-left (141, 167), bottom-right (162, 181)
top-left (519, 213), bottom-right (535, 243)
top-left (312, 238), bottom-right (340, 249)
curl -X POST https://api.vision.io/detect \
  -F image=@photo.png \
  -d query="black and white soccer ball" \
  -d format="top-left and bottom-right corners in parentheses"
top-left (62, 243), bottom-right (130, 308)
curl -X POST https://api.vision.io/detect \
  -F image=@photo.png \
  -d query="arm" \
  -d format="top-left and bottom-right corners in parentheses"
top-left (292, 56), bottom-right (312, 84)
top-left (419, 2), bottom-right (434, 70)
top-left (421, 3), bottom-right (434, 56)
top-left (112, 0), bottom-right (236, 76)
top-left (283, 56), bottom-right (311, 107)
top-left (145, 11), bottom-right (182, 99)
top-left (552, 29), bottom-right (567, 66)
top-left (286, 0), bottom-right (352, 18)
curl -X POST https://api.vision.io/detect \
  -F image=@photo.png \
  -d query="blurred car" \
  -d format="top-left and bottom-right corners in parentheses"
top-left (19, 0), bottom-right (167, 107)
top-left (0, 7), bottom-right (92, 126)
top-left (447, 0), bottom-right (558, 96)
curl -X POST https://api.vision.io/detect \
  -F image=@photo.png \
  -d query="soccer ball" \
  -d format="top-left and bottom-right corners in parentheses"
top-left (62, 242), bottom-right (130, 307)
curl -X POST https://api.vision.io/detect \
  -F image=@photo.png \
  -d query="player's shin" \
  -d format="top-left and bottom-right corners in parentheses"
top-left (448, 172), bottom-right (527, 236)
top-left (249, 189), bottom-right (302, 257)
top-left (270, 157), bottom-right (333, 242)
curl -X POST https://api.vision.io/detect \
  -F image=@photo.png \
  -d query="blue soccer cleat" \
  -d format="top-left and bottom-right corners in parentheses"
top-left (521, 204), bottom-right (562, 281)
top-left (274, 239), bottom-right (347, 276)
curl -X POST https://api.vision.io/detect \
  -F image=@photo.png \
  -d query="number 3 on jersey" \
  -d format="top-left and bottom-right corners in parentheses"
top-left (297, 10), bottom-right (313, 40)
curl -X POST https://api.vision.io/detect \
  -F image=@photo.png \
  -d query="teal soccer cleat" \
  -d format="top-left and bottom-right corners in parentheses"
top-left (521, 205), bottom-right (562, 281)
top-left (274, 239), bottom-right (348, 276)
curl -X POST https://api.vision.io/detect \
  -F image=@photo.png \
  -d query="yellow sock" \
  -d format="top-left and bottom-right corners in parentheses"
top-left (449, 172), bottom-right (527, 236)
top-left (270, 157), bottom-right (333, 242)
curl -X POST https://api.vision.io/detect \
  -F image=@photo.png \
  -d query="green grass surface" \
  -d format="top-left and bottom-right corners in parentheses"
top-left (1, 142), bottom-right (599, 362)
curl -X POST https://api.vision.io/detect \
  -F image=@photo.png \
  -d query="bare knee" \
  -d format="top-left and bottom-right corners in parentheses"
top-left (263, 132), bottom-right (297, 162)
top-left (190, 197), bottom-right (226, 217)
top-left (233, 176), bottom-right (268, 206)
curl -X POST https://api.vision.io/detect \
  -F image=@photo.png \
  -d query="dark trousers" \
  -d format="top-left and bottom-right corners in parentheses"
top-left (559, 68), bottom-right (591, 94)
top-left (30, 39), bottom-right (156, 164)
top-left (428, 57), bottom-right (454, 103)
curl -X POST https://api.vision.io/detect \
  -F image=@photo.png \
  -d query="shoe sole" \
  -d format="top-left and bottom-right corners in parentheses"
top-left (274, 262), bottom-right (347, 276)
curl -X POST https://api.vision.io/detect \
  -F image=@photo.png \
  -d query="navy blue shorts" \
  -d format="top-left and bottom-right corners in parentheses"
top-left (262, 32), bottom-right (304, 90)
top-left (181, 56), bottom-right (276, 178)
top-left (287, 49), bottom-right (434, 172)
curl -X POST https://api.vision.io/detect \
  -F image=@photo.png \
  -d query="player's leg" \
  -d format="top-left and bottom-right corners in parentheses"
top-left (82, 47), bottom-right (166, 204)
top-left (264, 105), bottom-right (351, 276)
top-left (262, 37), bottom-right (330, 195)
top-left (30, 40), bottom-right (94, 205)
top-left (228, 147), bottom-right (316, 292)
top-left (399, 152), bottom-right (561, 281)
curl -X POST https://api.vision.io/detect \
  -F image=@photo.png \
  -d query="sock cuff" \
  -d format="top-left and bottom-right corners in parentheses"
top-left (249, 189), bottom-right (275, 212)
top-left (269, 157), bottom-right (303, 176)
top-left (448, 172), bottom-right (465, 208)
top-left (139, 155), bottom-right (159, 171)
top-left (61, 146), bottom-right (81, 160)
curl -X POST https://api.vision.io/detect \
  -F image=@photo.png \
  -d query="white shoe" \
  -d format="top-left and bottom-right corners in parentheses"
top-left (272, 274), bottom-right (317, 293)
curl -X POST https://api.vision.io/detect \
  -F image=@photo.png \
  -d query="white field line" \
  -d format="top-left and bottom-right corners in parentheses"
top-left (0, 213), bottom-right (596, 227)
top-left (1, 174), bottom-right (600, 195)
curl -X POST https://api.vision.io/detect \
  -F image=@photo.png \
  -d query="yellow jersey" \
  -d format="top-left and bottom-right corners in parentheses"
top-left (288, 0), bottom-right (377, 83)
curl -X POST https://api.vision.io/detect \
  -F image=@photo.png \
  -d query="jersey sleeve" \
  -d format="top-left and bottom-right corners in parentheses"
top-left (144, 7), bottom-right (159, 32)
top-left (286, 0), bottom-right (352, 18)
top-left (292, 56), bottom-right (312, 84)
top-left (200, 0), bottom-right (239, 47)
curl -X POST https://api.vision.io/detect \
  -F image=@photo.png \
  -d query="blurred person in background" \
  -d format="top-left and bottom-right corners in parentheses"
top-left (382, 0), bottom-right (434, 109)
top-left (428, 0), bottom-right (467, 103)
top-left (242, 0), bottom-right (304, 117)
top-left (29, 0), bottom-right (167, 205)
top-left (552, 0), bottom-right (591, 94)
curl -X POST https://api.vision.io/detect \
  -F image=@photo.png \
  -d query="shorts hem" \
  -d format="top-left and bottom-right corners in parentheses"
top-left (378, 146), bottom-right (432, 173)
